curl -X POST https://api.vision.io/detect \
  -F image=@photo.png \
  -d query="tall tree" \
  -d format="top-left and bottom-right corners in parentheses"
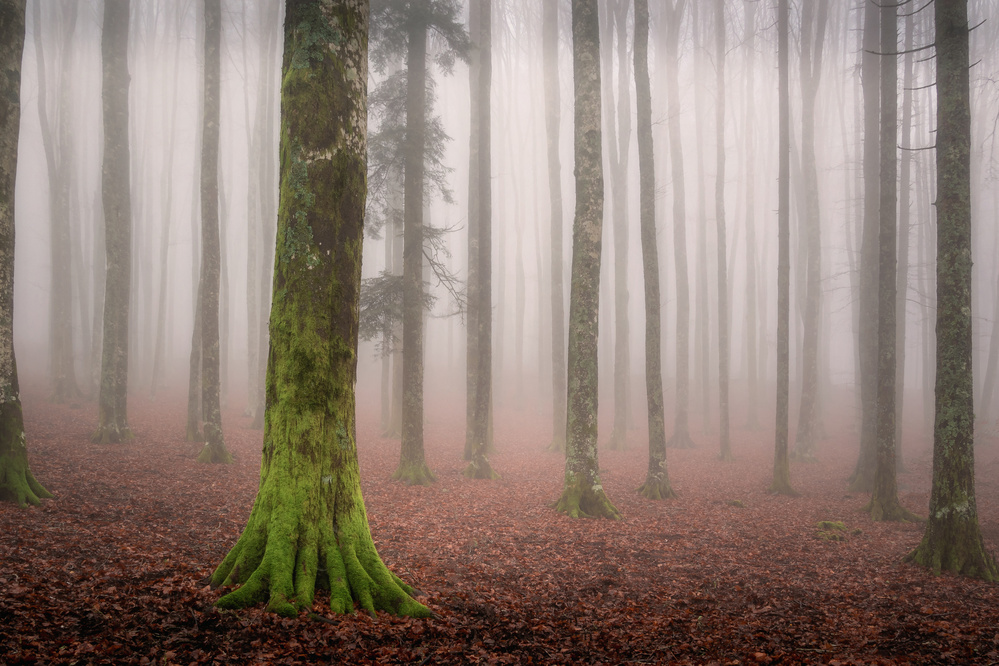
top-left (634, 0), bottom-right (675, 501)
top-left (91, 0), bottom-right (133, 444)
top-left (663, 0), bottom-right (693, 450)
top-left (543, 0), bottom-right (566, 454)
top-left (211, 0), bottom-right (429, 617)
top-left (714, 0), bottom-right (730, 461)
top-left (866, 0), bottom-right (915, 521)
top-left (742, 0), bottom-right (759, 430)
top-left (770, 0), bottom-right (794, 496)
top-left (554, 0), bottom-right (620, 520)
top-left (791, 0), bottom-right (829, 461)
top-left (850, 0), bottom-right (881, 493)
top-left (904, 0), bottom-right (997, 581)
top-left (0, 0), bottom-right (51, 507)
top-left (464, 0), bottom-right (497, 480)
top-left (464, 0), bottom-right (481, 461)
top-left (195, 0), bottom-right (231, 464)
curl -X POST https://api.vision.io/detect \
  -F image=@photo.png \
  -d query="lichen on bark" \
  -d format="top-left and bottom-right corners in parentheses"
top-left (211, 0), bottom-right (427, 616)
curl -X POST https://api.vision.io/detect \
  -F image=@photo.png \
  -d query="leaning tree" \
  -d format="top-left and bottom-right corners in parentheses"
top-left (210, 0), bottom-right (429, 617)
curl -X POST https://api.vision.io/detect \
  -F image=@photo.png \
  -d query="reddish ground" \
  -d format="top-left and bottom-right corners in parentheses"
top-left (3, 387), bottom-right (999, 665)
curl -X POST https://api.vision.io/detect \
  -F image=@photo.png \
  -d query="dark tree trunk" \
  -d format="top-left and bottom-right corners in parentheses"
top-left (92, 0), bottom-right (133, 444)
top-left (905, 0), bottom-right (997, 581)
top-left (634, 0), bottom-right (675, 501)
top-left (464, 0), bottom-right (481, 462)
top-left (554, 0), bottom-right (619, 520)
top-left (742, 0), bottom-right (759, 430)
top-left (0, 0), bottom-right (51, 507)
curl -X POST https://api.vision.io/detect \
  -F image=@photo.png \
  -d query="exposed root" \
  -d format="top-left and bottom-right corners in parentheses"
top-left (906, 530), bottom-right (998, 582)
top-left (864, 497), bottom-right (922, 523)
top-left (463, 455), bottom-right (499, 480)
top-left (90, 423), bottom-right (134, 445)
top-left (637, 476), bottom-right (677, 501)
top-left (392, 461), bottom-right (436, 486)
top-left (555, 483), bottom-right (621, 520)
top-left (197, 442), bottom-right (234, 464)
top-left (0, 457), bottom-right (53, 507)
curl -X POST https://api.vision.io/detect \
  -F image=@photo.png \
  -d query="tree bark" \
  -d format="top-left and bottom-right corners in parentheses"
top-left (905, 0), bottom-right (997, 581)
top-left (195, 0), bottom-right (230, 464)
top-left (742, 0), bottom-right (759, 430)
top-left (715, 0), bottom-right (730, 461)
top-left (92, 0), bottom-right (133, 444)
top-left (0, 0), bottom-right (51, 507)
top-left (555, 0), bottom-right (620, 520)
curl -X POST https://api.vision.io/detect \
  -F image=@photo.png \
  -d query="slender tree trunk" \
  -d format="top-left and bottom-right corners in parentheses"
top-left (635, 0), bottom-right (675, 501)
top-left (905, 0), bottom-right (996, 580)
top-left (464, 0), bottom-right (481, 461)
top-left (691, 0), bottom-right (710, 436)
top-left (555, 0), bottom-right (620, 520)
top-left (92, 0), bottom-right (133, 444)
top-left (664, 0), bottom-right (693, 450)
top-left (715, 0), bottom-right (730, 461)
top-left (0, 0), bottom-right (51, 507)
top-left (770, 0), bottom-right (794, 496)
top-left (465, 0), bottom-right (498, 480)
top-left (743, 0), bottom-right (759, 430)
top-left (395, 17), bottom-right (434, 486)
top-left (196, 0), bottom-right (230, 465)
top-left (544, 0), bottom-right (567, 454)
top-left (850, 0), bottom-right (880, 493)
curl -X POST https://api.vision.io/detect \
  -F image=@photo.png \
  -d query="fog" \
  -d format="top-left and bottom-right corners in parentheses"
top-left (11, 0), bottom-right (999, 453)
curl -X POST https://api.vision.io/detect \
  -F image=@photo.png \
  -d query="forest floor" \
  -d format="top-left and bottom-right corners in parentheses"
top-left (3, 386), bottom-right (999, 665)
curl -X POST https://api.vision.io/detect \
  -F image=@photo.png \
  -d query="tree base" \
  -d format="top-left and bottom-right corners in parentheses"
top-left (90, 423), bottom-right (134, 444)
top-left (847, 467), bottom-right (874, 494)
top-left (905, 524), bottom-right (998, 582)
top-left (666, 432), bottom-right (695, 449)
top-left (392, 461), bottom-right (435, 486)
top-left (606, 430), bottom-right (627, 451)
top-left (212, 481), bottom-right (430, 617)
top-left (555, 482), bottom-right (621, 519)
top-left (768, 477), bottom-right (798, 496)
top-left (463, 455), bottom-right (499, 480)
top-left (791, 448), bottom-right (818, 463)
top-left (197, 442), bottom-right (234, 464)
top-left (718, 450), bottom-right (735, 462)
top-left (637, 475), bottom-right (677, 501)
top-left (546, 436), bottom-right (565, 454)
top-left (0, 455), bottom-right (53, 507)
top-left (864, 496), bottom-right (921, 523)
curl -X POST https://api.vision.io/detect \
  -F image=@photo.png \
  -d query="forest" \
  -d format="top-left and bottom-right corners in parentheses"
top-left (3, 0), bottom-right (999, 663)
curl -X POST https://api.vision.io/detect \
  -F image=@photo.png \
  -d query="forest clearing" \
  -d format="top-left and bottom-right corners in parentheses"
top-left (3, 384), bottom-right (998, 665)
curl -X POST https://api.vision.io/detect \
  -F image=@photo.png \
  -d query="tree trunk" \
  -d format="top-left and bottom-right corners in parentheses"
top-left (791, 0), bottom-right (828, 462)
top-left (715, 0), bottom-right (730, 461)
top-left (91, 0), bottom-right (133, 444)
top-left (905, 0), bottom-right (997, 581)
top-left (634, 0), bottom-right (675, 501)
top-left (770, 0), bottom-right (794, 496)
top-left (664, 0), bottom-right (693, 450)
top-left (464, 0), bottom-right (481, 461)
top-left (395, 16), bottom-right (434, 486)
top-left (0, 0), bottom-right (51, 507)
top-left (742, 0), bottom-right (759, 430)
top-left (555, 0), bottom-right (620, 520)
top-left (850, 0), bottom-right (880, 493)
top-left (195, 0), bottom-right (230, 465)
top-left (465, 0), bottom-right (498, 481)
top-left (211, 1), bottom-right (428, 616)
top-left (543, 0), bottom-right (566, 454)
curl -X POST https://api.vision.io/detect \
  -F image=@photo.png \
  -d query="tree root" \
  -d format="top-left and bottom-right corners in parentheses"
top-left (463, 455), bottom-right (499, 480)
top-left (90, 423), bottom-right (133, 445)
top-left (555, 483), bottom-right (621, 520)
top-left (666, 431), bottom-right (696, 449)
top-left (906, 529), bottom-right (998, 582)
top-left (392, 461), bottom-right (436, 486)
top-left (197, 442), bottom-right (234, 464)
top-left (0, 456), bottom-right (52, 507)
top-left (637, 476), bottom-right (677, 501)
top-left (865, 498), bottom-right (921, 523)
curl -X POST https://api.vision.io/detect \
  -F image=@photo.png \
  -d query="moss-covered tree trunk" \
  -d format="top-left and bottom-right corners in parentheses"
top-left (543, 0), bottom-right (566, 455)
top-left (196, 0), bottom-right (231, 464)
top-left (770, 0), bottom-right (794, 496)
top-left (0, 0), bottom-right (50, 507)
top-left (554, 0), bottom-right (619, 520)
top-left (395, 15), bottom-right (434, 486)
top-left (464, 0), bottom-right (497, 480)
top-left (91, 0), bottom-right (133, 444)
top-left (663, 0), bottom-right (693, 451)
top-left (634, 0), bottom-right (674, 501)
top-left (850, 0), bottom-right (880, 493)
top-left (212, 0), bottom-right (428, 617)
top-left (904, 0), bottom-right (997, 580)
top-left (867, 0), bottom-right (915, 522)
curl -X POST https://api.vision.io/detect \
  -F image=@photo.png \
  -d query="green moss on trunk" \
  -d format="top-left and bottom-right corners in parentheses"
top-left (211, 1), bottom-right (426, 617)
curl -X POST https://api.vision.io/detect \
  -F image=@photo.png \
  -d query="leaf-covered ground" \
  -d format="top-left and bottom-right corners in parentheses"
top-left (3, 385), bottom-right (999, 665)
